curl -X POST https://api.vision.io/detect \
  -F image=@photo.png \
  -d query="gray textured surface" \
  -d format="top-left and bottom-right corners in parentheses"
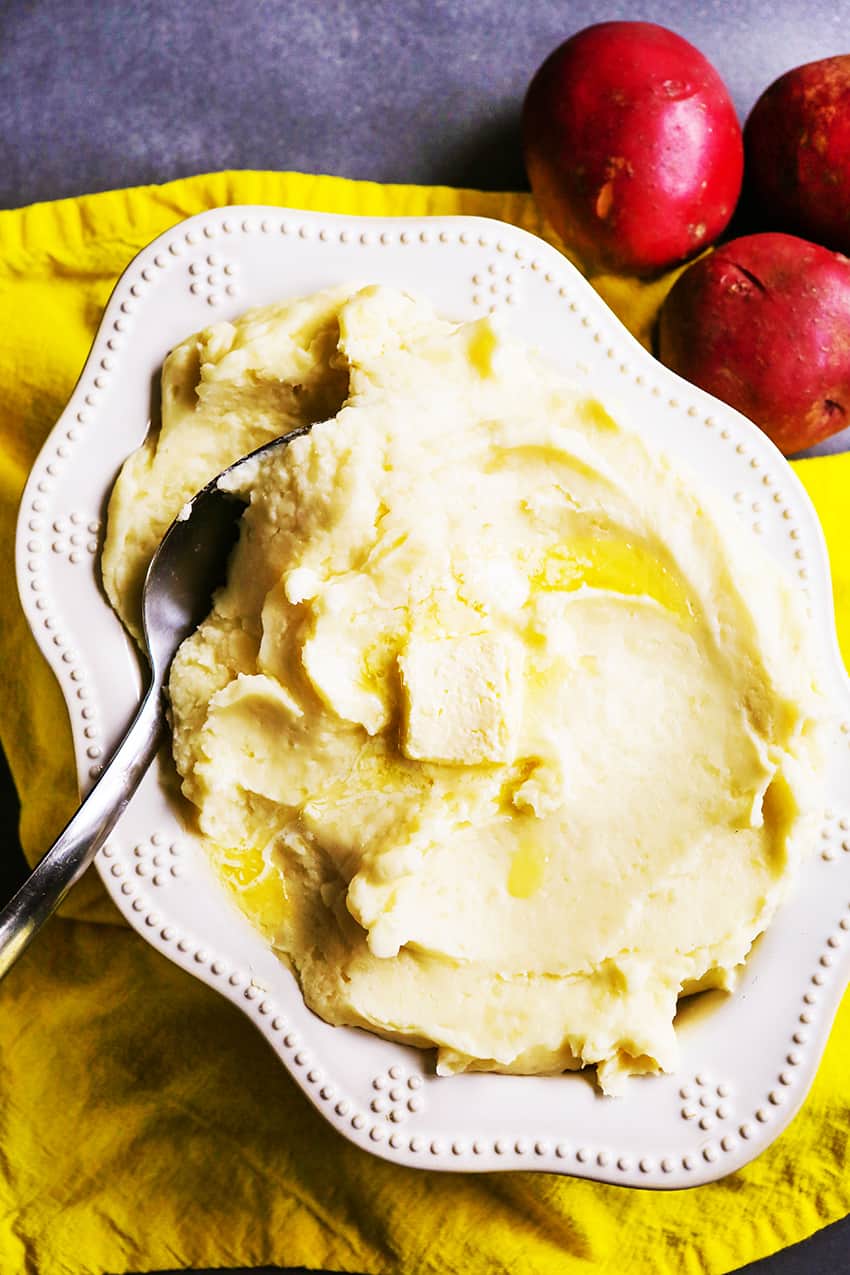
top-left (3, 2), bottom-right (850, 1273)
top-left (1, 0), bottom-right (848, 206)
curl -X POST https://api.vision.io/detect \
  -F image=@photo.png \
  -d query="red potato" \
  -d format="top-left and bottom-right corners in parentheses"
top-left (657, 233), bottom-right (850, 455)
top-left (745, 56), bottom-right (850, 254)
top-left (522, 22), bottom-right (743, 275)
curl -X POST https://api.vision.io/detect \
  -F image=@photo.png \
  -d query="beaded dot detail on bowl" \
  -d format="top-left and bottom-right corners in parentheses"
top-left (679, 1074), bottom-right (734, 1129)
top-left (820, 809), bottom-right (850, 862)
top-left (188, 254), bottom-right (239, 308)
top-left (730, 475), bottom-right (800, 550)
top-left (130, 834), bottom-right (184, 887)
top-left (370, 1064), bottom-right (425, 1123)
top-left (49, 513), bottom-right (100, 564)
top-left (25, 498), bottom-right (102, 778)
top-left (470, 256), bottom-right (524, 314)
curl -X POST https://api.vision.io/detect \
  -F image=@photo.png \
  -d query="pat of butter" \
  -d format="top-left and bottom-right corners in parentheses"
top-left (302, 631), bottom-right (389, 735)
top-left (398, 633), bottom-right (520, 765)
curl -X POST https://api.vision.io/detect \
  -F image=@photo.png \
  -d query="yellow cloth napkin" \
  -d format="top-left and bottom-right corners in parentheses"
top-left (1, 170), bottom-right (849, 1275)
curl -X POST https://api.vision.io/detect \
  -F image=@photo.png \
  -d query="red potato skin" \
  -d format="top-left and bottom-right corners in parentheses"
top-left (522, 22), bottom-right (744, 275)
top-left (744, 56), bottom-right (850, 254)
top-left (657, 233), bottom-right (850, 455)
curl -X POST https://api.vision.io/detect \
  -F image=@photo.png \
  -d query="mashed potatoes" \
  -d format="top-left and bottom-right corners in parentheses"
top-left (103, 285), bottom-right (824, 1093)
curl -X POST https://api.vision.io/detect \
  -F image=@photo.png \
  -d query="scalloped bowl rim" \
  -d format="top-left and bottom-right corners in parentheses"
top-left (14, 205), bottom-right (850, 1189)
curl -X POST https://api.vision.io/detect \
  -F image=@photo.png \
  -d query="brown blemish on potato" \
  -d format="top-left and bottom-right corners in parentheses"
top-left (594, 157), bottom-right (636, 220)
top-left (605, 156), bottom-right (634, 180)
top-left (725, 262), bottom-right (768, 296)
top-left (806, 396), bottom-right (848, 443)
top-left (811, 129), bottom-right (830, 156)
top-left (595, 182), bottom-right (615, 219)
top-left (657, 78), bottom-right (695, 100)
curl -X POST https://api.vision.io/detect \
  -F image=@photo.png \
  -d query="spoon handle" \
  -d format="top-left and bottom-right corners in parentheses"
top-left (0, 684), bottom-right (164, 979)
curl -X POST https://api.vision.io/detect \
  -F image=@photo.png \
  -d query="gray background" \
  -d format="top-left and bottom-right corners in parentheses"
top-left (1, 0), bottom-right (849, 204)
top-left (2, 1), bottom-right (849, 1272)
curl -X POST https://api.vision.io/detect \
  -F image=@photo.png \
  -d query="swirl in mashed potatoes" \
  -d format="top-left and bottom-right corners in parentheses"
top-left (103, 285), bottom-right (825, 1093)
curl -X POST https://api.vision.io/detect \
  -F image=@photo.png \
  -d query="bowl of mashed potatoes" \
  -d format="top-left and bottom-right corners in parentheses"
top-left (16, 207), bottom-right (850, 1187)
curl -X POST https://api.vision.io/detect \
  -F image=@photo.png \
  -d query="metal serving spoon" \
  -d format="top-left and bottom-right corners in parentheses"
top-left (0, 425), bottom-right (311, 979)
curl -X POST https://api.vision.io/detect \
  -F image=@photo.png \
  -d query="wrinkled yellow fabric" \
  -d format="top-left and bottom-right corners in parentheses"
top-left (0, 170), bottom-right (849, 1275)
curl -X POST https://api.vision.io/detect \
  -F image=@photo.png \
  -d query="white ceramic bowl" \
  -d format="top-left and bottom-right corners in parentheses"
top-left (15, 206), bottom-right (850, 1188)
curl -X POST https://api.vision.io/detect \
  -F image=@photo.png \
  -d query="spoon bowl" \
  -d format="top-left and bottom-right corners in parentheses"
top-left (141, 425), bottom-right (311, 675)
top-left (0, 425), bottom-right (311, 978)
